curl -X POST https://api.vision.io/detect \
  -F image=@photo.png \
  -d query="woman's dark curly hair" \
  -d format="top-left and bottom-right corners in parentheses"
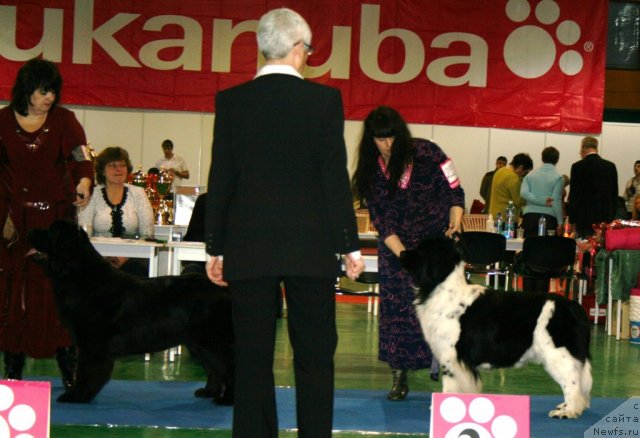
top-left (352, 106), bottom-right (414, 200)
top-left (11, 58), bottom-right (62, 116)
top-left (94, 147), bottom-right (134, 185)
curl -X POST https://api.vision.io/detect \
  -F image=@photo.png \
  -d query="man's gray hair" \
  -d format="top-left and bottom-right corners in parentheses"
top-left (257, 8), bottom-right (312, 61)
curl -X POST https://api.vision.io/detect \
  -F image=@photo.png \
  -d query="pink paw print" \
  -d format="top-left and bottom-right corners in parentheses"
top-left (0, 383), bottom-right (49, 438)
top-left (439, 396), bottom-right (519, 438)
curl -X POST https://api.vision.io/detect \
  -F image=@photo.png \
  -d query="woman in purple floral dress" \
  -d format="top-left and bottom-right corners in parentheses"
top-left (352, 106), bottom-right (465, 400)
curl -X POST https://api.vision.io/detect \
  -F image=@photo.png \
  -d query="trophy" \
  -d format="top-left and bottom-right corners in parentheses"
top-left (129, 166), bottom-right (147, 188)
top-left (144, 172), bottom-right (161, 213)
top-left (155, 168), bottom-right (175, 225)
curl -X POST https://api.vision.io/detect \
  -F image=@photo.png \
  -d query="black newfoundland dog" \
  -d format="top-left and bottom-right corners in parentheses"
top-left (27, 220), bottom-right (234, 405)
top-left (400, 236), bottom-right (592, 419)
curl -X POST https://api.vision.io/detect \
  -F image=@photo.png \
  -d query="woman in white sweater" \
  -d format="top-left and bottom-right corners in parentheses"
top-left (79, 146), bottom-right (154, 274)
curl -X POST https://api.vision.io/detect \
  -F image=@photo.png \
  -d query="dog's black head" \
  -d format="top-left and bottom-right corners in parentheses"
top-left (400, 236), bottom-right (462, 304)
top-left (27, 220), bottom-right (93, 275)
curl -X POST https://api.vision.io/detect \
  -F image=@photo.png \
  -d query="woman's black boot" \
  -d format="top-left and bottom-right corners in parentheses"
top-left (387, 369), bottom-right (409, 401)
top-left (3, 351), bottom-right (26, 380)
top-left (55, 346), bottom-right (77, 390)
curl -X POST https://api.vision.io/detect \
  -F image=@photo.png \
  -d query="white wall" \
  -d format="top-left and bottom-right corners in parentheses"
top-left (5, 102), bottom-right (639, 211)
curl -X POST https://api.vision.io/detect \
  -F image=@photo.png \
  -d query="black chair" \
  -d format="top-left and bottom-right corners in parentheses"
top-left (513, 236), bottom-right (577, 296)
top-left (335, 272), bottom-right (380, 315)
top-left (459, 232), bottom-right (509, 289)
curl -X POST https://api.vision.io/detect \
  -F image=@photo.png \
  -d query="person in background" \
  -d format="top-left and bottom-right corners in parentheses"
top-left (561, 174), bottom-right (570, 219)
top-left (622, 160), bottom-right (640, 218)
top-left (352, 106), bottom-right (464, 401)
top-left (479, 156), bottom-right (507, 213)
top-left (204, 8), bottom-right (364, 437)
top-left (78, 147), bottom-right (154, 276)
top-left (632, 195), bottom-right (640, 220)
top-left (154, 139), bottom-right (190, 193)
top-left (520, 146), bottom-right (564, 292)
top-left (489, 153), bottom-right (533, 221)
top-left (520, 146), bottom-right (563, 237)
top-left (568, 136), bottom-right (618, 238)
top-left (0, 58), bottom-right (93, 387)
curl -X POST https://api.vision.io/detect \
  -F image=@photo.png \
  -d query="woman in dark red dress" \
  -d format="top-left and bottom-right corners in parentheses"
top-left (0, 58), bottom-right (93, 387)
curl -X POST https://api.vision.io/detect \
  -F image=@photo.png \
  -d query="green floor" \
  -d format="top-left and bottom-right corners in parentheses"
top-left (16, 298), bottom-right (640, 437)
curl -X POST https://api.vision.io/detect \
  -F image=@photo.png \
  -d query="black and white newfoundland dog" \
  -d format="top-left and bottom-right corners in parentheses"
top-left (27, 220), bottom-right (234, 405)
top-left (400, 236), bottom-right (592, 419)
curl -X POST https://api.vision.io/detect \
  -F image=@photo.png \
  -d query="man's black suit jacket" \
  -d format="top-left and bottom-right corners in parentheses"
top-left (568, 153), bottom-right (618, 237)
top-left (205, 73), bottom-right (360, 280)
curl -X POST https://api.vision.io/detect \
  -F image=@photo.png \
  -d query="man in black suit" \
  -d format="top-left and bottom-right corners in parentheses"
top-left (568, 136), bottom-right (618, 238)
top-left (204, 8), bottom-right (365, 437)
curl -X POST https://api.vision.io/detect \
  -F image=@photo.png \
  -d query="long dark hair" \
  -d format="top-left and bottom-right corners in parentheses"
top-left (11, 58), bottom-right (62, 116)
top-left (352, 106), bottom-right (414, 200)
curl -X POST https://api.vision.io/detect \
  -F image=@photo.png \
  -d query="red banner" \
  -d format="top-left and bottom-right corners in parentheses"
top-left (0, 0), bottom-right (607, 133)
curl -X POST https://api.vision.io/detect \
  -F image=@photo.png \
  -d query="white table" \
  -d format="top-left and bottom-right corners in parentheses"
top-left (506, 237), bottom-right (523, 252)
top-left (90, 237), bottom-right (164, 277)
top-left (165, 241), bottom-right (207, 275)
top-left (358, 234), bottom-right (524, 258)
top-left (153, 225), bottom-right (187, 242)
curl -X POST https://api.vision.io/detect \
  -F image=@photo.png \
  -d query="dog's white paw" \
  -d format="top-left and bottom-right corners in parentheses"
top-left (548, 407), bottom-right (580, 419)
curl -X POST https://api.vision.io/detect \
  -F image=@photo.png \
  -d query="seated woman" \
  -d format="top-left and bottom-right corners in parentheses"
top-left (78, 146), bottom-right (154, 276)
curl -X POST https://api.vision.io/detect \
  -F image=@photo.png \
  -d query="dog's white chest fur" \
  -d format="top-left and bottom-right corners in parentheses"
top-left (413, 263), bottom-right (481, 360)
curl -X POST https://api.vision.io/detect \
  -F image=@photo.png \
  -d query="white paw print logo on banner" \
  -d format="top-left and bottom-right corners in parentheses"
top-left (504, 0), bottom-right (587, 78)
top-left (0, 382), bottom-right (51, 438)
top-left (431, 393), bottom-right (529, 438)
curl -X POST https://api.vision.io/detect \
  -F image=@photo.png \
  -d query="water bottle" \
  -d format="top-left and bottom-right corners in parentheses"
top-left (538, 215), bottom-right (547, 236)
top-left (486, 214), bottom-right (494, 232)
top-left (505, 201), bottom-right (515, 238)
top-left (495, 213), bottom-right (503, 235)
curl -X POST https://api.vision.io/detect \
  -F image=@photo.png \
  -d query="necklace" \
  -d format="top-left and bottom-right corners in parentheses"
top-left (15, 125), bottom-right (50, 153)
top-left (102, 186), bottom-right (129, 237)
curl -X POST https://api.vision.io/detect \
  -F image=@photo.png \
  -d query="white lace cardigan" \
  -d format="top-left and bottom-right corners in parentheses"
top-left (78, 184), bottom-right (155, 238)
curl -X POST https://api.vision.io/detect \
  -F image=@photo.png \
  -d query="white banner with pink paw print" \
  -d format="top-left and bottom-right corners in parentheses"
top-left (431, 393), bottom-right (529, 438)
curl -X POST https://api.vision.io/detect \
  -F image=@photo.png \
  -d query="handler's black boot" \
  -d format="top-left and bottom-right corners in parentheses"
top-left (387, 369), bottom-right (409, 401)
top-left (55, 346), bottom-right (77, 390)
top-left (3, 351), bottom-right (26, 380)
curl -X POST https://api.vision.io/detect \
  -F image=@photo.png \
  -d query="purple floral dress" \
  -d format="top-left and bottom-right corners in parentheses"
top-left (368, 139), bottom-right (465, 370)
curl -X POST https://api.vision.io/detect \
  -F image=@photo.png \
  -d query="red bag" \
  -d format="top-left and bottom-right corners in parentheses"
top-left (605, 228), bottom-right (640, 251)
top-left (470, 199), bottom-right (485, 214)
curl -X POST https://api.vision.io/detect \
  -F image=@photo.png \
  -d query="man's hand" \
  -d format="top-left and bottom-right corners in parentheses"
top-left (206, 255), bottom-right (228, 286)
top-left (344, 254), bottom-right (365, 280)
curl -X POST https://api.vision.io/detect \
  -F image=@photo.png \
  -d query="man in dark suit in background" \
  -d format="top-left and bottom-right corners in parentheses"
top-left (205, 8), bottom-right (365, 437)
top-left (479, 155), bottom-right (507, 213)
top-left (568, 136), bottom-right (618, 238)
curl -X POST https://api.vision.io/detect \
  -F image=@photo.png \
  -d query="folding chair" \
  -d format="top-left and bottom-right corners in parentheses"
top-left (459, 231), bottom-right (509, 289)
top-left (512, 236), bottom-right (577, 297)
top-left (461, 214), bottom-right (490, 232)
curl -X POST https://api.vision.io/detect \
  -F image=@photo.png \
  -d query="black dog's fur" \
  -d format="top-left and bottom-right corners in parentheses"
top-left (401, 237), bottom-right (592, 418)
top-left (27, 220), bottom-right (234, 405)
